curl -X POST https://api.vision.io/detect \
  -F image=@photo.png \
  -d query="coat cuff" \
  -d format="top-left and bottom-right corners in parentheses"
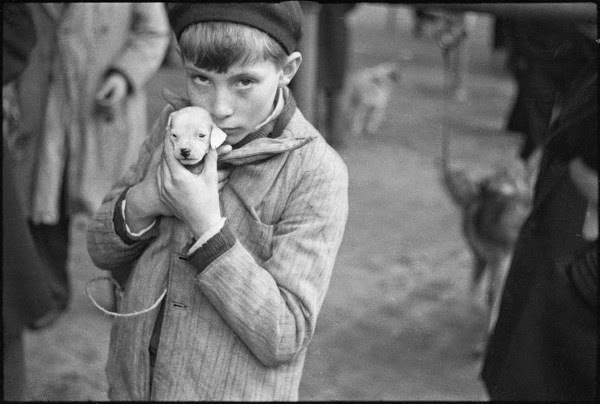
top-left (113, 187), bottom-right (159, 245)
top-left (182, 223), bottom-right (236, 273)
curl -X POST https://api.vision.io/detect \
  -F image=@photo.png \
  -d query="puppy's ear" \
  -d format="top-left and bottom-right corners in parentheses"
top-left (162, 88), bottom-right (191, 110)
top-left (210, 125), bottom-right (227, 149)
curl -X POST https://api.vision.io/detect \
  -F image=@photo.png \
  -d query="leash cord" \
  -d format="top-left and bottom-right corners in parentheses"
top-left (85, 276), bottom-right (167, 318)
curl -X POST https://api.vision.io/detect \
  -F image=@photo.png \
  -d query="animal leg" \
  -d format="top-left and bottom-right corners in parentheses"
top-left (352, 105), bottom-right (368, 137)
top-left (366, 104), bottom-right (386, 135)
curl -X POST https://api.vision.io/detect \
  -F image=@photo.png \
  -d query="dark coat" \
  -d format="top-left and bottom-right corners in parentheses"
top-left (481, 55), bottom-right (598, 400)
top-left (2, 137), bottom-right (59, 336)
top-left (2, 3), bottom-right (37, 85)
top-left (2, 3), bottom-right (58, 336)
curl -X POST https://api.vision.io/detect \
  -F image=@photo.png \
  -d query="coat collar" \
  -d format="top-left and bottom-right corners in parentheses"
top-left (218, 110), bottom-right (316, 167)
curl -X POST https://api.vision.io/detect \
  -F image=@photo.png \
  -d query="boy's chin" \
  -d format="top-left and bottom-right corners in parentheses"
top-left (224, 132), bottom-right (250, 146)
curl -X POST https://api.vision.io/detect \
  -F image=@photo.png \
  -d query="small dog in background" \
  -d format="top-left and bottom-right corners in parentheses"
top-left (163, 89), bottom-right (227, 173)
top-left (441, 135), bottom-right (542, 345)
top-left (342, 62), bottom-right (400, 137)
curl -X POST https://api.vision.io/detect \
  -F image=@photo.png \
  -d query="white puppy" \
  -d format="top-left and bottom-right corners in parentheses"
top-left (166, 106), bottom-right (227, 172)
top-left (343, 62), bottom-right (400, 136)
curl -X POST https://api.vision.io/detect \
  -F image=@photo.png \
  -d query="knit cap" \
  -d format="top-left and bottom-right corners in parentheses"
top-left (167, 2), bottom-right (303, 55)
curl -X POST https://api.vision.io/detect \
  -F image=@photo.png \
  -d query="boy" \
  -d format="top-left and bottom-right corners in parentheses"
top-left (87, 2), bottom-right (348, 401)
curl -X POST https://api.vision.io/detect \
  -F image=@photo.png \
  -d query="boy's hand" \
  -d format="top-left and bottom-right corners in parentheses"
top-left (125, 144), bottom-right (173, 232)
top-left (158, 133), bottom-right (224, 238)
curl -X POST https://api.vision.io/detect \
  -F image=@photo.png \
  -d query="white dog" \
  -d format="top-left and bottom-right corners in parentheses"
top-left (166, 106), bottom-right (227, 172)
top-left (342, 62), bottom-right (400, 136)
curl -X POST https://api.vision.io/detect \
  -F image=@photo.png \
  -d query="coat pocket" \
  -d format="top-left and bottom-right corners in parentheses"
top-left (244, 219), bottom-right (275, 263)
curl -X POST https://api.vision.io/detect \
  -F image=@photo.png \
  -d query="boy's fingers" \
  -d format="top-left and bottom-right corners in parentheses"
top-left (217, 144), bottom-right (233, 156)
top-left (202, 148), bottom-right (218, 180)
top-left (162, 132), bottom-right (180, 173)
top-left (217, 168), bottom-right (231, 182)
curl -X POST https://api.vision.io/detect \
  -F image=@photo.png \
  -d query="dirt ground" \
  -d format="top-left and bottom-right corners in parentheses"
top-left (22, 5), bottom-right (523, 401)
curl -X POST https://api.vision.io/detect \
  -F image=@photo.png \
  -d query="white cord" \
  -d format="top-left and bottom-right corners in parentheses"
top-left (85, 276), bottom-right (166, 318)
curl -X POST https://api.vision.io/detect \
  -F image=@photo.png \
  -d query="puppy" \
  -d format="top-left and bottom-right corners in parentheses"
top-left (442, 135), bottom-right (541, 343)
top-left (165, 105), bottom-right (227, 174)
top-left (342, 62), bottom-right (400, 137)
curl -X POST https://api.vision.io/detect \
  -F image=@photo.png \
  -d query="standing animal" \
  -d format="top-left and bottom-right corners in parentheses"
top-left (166, 105), bottom-right (227, 173)
top-left (342, 62), bottom-right (400, 136)
top-left (441, 128), bottom-right (541, 341)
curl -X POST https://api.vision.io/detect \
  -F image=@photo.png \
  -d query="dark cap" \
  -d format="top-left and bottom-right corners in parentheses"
top-left (167, 2), bottom-right (303, 55)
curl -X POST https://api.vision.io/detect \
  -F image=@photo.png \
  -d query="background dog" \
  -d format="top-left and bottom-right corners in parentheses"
top-left (342, 62), bottom-right (400, 137)
top-left (441, 130), bottom-right (541, 347)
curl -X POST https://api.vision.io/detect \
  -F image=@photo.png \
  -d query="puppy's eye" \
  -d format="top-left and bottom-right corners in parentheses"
top-left (171, 133), bottom-right (177, 139)
top-left (198, 133), bottom-right (206, 138)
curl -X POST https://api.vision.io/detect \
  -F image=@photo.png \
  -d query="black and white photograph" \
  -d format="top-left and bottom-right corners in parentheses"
top-left (2, 2), bottom-right (597, 401)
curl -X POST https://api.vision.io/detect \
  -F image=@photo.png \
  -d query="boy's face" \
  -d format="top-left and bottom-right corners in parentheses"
top-left (183, 57), bottom-right (284, 146)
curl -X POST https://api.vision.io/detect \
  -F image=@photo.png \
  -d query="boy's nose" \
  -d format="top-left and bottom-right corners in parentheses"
top-left (211, 90), bottom-right (234, 121)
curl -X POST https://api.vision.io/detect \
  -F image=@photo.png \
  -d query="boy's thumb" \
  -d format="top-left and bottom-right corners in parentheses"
top-left (203, 148), bottom-right (218, 175)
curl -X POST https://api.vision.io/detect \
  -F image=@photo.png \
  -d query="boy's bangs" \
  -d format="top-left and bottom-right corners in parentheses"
top-left (180, 22), bottom-right (282, 73)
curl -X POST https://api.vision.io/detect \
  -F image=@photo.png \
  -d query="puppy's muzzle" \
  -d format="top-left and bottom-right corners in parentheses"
top-left (180, 148), bottom-right (191, 159)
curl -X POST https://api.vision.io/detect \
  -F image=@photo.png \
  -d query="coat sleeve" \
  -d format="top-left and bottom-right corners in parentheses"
top-left (86, 106), bottom-right (171, 272)
top-left (194, 148), bottom-right (349, 367)
top-left (109, 3), bottom-right (170, 93)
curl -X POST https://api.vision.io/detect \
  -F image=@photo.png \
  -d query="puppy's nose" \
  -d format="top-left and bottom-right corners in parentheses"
top-left (180, 148), bottom-right (191, 158)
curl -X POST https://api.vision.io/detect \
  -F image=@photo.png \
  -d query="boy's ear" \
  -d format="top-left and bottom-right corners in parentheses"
top-left (210, 125), bottom-right (227, 149)
top-left (162, 88), bottom-right (191, 110)
top-left (279, 51), bottom-right (302, 87)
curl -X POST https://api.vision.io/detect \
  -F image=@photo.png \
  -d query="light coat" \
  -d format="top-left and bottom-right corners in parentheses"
top-left (13, 3), bottom-right (170, 224)
top-left (86, 103), bottom-right (349, 400)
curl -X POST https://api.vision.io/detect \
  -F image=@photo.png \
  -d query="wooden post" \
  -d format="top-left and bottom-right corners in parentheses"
top-left (386, 4), bottom-right (399, 34)
top-left (293, 2), bottom-right (321, 124)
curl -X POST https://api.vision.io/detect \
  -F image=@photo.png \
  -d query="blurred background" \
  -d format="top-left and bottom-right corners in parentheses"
top-left (4, 2), bottom-right (589, 401)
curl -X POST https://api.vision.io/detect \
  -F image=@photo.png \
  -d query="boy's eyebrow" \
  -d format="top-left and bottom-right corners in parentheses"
top-left (184, 61), bottom-right (264, 78)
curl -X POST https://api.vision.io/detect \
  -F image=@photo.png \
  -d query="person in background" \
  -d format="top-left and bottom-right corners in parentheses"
top-left (423, 3), bottom-right (597, 399)
top-left (3, 3), bottom-right (61, 400)
top-left (11, 3), bottom-right (170, 313)
top-left (316, 3), bottom-right (356, 148)
top-left (501, 19), bottom-right (592, 161)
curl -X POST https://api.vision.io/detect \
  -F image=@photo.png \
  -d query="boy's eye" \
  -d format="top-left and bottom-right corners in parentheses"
top-left (192, 75), bottom-right (210, 85)
top-left (237, 78), bottom-right (255, 87)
